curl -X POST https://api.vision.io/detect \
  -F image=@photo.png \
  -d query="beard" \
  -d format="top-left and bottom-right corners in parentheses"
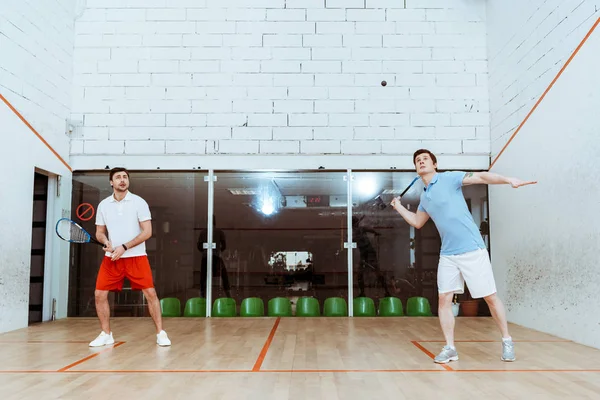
top-left (114, 185), bottom-right (128, 192)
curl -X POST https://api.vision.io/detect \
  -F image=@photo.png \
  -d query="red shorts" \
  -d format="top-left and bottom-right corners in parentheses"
top-left (96, 256), bottom-right (154, 291)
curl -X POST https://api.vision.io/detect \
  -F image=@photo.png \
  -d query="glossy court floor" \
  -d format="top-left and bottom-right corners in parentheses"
top-left (1, 317), bottom-right (599, 399)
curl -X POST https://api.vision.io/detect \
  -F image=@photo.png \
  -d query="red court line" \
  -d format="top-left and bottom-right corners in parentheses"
top-left (57, 341), bottom-right (125, 372)
top-left (411, 341), bottom-right (453, 371)
top-left (489, 16), bottom-right (600, 170)
top-left (0, 340), bottom-right (92, 344)
top-left (0, 92), bottom-right (72, 172)
top-left (252, 317), bottom-right (281, 372)
top-left (417, 340), bottom-right (571, 343)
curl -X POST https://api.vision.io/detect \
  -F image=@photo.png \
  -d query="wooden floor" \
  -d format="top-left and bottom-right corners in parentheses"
top-left (2, 317), bottom-right (600, 399)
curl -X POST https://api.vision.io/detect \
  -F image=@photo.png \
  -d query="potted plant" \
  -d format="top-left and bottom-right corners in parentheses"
top-left (459, 287), bottom-right (480, 317)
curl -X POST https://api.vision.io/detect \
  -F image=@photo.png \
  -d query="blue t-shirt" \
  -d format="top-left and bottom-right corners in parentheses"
top-left (417, 171), bottom-right (485, 256)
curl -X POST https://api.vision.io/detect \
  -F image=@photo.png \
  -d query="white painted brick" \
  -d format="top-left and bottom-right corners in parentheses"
top-left (410, 113), bottom-right (451, 126)
top-left (289, 114), bottom-right (328, 127)
top-left (369, 87), bottom-right (410, 100)
top-left (179, 61), bottom-right (221, 73)
top-left (192, 47), bottom-right (232, 60)
top-left (125, 140), bottom-right (166, 154)
top-left (329, 113), bottom-right (369, 126)
top-left (354, 127), bottom-right (395, 139)
top-left (263, 35), bottom-right (303, 47)
top-left (84, 113), bottom-right (125, 127)
top-left (383, 35), bottom-right (423, 47)
top-left (370, 113), bottom-right (409, 127)
top-left (316, 22), bottom-right (354, 34)
top-left (396, 100), bottom-right (436, 113)
top-left (248, 114), bottom-right (287, 127)
top-left (192, 128), bottom-right (232, 139)
top-left (343, 34), bottom-right (382, 47)
top-left (347, 10), bottom-right (386, 21)
top-left (221, 61), bottom-right (261, 73)
top-left (85, 87), bottom-right (127, 100)
top-left (435, 22), bottom-right (486, 35)
top-left (302, 61), bottom-right (341, 73)
top-left (462, 139), bottom-right (490, 153)
top-left (98, 61), bottom-right (138, 73)
top-left (70, 140), bottom-right (84, 154)
top-left (315, 100), bottom-right (354, 113)
top-left (205, 87), bottom-right (246, 99)
top-left (303, 35), bottom-right (342, 47)
top-left (326, 0), bottom-right (363, 7)
top-left (193, 74), bottom-right (233, 86)
top-left (329, 87), bottom-right (368, 100)
top-left (301, 140), bottom-right (340, 154)
top-left (233, 100), bottom-right (273, 112)
top-left (183, 34), bottom-right (223, 46)
top-left (395, 74), bottom-right (435, 87)
top-left (78, 8), bottom-right (106, 21)
top-left (274, 100), bottom-right (313, 113)
top-left (218, 140), bottom-right (259, 154)
top-left (382, 61), bottom-right (422, 73)
top-left (307, 9), bottom-right (345, 21)
top-left (315, 74), bottom-right (353, 86)
top-left (396, 126), bottom-right (436, 139)
top-left (465, 61), bottom-right (488, 73)
top-left (146, 9), bottom-right (186, 21)
top-left (451, 113), bottom-right (489, 126)
top-left (436, 100), bottom-right (484, 113)
top-left (379, 140), bottom-right (422, 154)
top-left (236, 22), bottom-right (315, 34)
top-left (267, 9), bottom-right (306, 21)
top-left (423, 61), bottom-right (465, 73)
top-left (79, 127), bottom-right (110, 140)
top-left (196, 22), bottom-right (236, 34)
top-left (192, 100), bottom-right (233, 113)
top-left (341, 141), bottom-right (381, 154)
top-left (386, 9), bottom-right (426, 21)
top-left (436, 74), bottom-right (476, 87)
top-left (84, 140), bottom-right (125, 154)
top-left (273, 74), bottom-right (314, 87)
top-left (233, 127), bottom-right (272, 139)
top-left (142, 34), bottom-right (182, 47)
top-left (436, 127), bottom-right (476, 139)
top-left (109, 100), bottom-right (151, 113)
top-left (207, 114), bottom-right (247, 126)
top-left (231, 47), bottom-right (272, 60)
top-left (273, 127), bottom-right (314, 140)
top-left (166, 140), bottom-right (207, 154)
top-left (247, 87), bottom-right (287, 99)
top-left (106, 9), bottom-right (146, 21)
top-left (312, 48), bottom-right (352, 60)
top-left (153, 73), bottom-right (193, 86)
top-left (419, 139), bottom-right (463, 154)
top-left (102, 34), bottom-right (142, 47)
top-left (286, 0), bottom-right (324, 8)
top-left (288, 87), bottom-right (328, 100)
top-left (223, 34), bottom-right (263, 47)
top-left (423, 34), bottom-right (486, 48)
top-left (124, 114), bottom-right (166, 128)
top-left (148, 48), bottom-right (191, 59)
top-left (139, 61), bottom-right (179, 73)
top-left (396, 22), bottom-right (435, 34)
top-left (154, 22), bottom-right (196, 34)
top-left (186, 9), bottom-right (227, 21)
top-left (314, 127), bottom-right (353, 140)
top-left (426, 9), bottom-right (481, 22)
top-left (260, 140), bottom-right (300, 154)
top-left (356, 22), bottom-right (396, 34)
top-left (226, 9), bottom-right (267, 21)
top-left (149, 100), bottom-right (192, 113)
top-left (342, 61), bottom-right (383, 73)
top-left (166, 114), bottom-right (208, 126)
top-left (272, 48), bottom-right (311, 60)
top-left (354, 100), bottom-right (395, 112)
top-left (261, 61), bottom-right (301, 73)
top-left (367, 0), bottom-right (407, 7)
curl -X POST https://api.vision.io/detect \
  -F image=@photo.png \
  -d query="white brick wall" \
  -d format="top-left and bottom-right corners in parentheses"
top-left (0, 0), bottom-right (76, 157)
top-left (72, 0), bottom-right (489, 156)
top-left (487, 0), bottom-right (600, 155)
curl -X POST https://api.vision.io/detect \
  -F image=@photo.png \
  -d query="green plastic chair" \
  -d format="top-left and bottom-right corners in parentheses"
top-left (212, 297), bottom-right (236, 317)
top-left (353, 297), bottom-right (376, 317)
top-left (323, 297), bottom-right (347, 317)
top-left (160, 297), bottom-right (181, 317)
top-left (268, 297), bottom-right (292, 317)
top-left (240, 297), bottom-right (265, 317)
top-left (183, 297), bottom-right (206, 317)
top-left (378, 297), bottom-right (404, 317)
top-left (295, 297), bottom-right (320, 317)
top-left (406, 296), bottom-right (433, 316)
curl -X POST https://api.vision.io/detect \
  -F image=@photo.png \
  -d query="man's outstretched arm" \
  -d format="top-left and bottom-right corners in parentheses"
top-left (462, 172), bottom-right (537, 188)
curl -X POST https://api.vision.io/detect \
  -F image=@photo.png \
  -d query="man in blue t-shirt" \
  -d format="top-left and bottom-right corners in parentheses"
top-left (391, 149), bottom-right (536, 364)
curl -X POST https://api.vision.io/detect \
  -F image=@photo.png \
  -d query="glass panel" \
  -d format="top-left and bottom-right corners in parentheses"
top-left (213, 172), bottom-right (347, 315)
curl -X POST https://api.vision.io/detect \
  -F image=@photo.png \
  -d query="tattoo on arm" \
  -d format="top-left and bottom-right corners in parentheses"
top-left (466, 172), bottom-right (474, 178)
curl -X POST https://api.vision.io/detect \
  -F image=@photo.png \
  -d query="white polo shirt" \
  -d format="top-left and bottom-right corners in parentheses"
top-left (96, 191), bottom-right (152, 258)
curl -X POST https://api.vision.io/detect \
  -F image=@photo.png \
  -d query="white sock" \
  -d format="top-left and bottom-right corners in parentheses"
top-left (502, 336), bottom-right (512, 342)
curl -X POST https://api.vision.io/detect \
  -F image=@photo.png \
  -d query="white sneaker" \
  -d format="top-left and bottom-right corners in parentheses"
top-left (156, 330), bottom-right (171, 346)
top-left (89, 331), bottom-right (115, 347)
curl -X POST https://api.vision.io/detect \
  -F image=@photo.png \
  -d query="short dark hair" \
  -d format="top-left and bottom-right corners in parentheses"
top-left (109, 167), bottom-right (129, 181)
top-left (413, 149), bottom-right (437, 166)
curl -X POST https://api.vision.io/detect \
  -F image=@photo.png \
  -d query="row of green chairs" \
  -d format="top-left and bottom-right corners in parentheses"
top-left (160, 296), bottom-right (433, 317)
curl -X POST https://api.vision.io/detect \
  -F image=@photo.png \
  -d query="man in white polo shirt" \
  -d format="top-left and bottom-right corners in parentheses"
top-left (391, 149), bottom-right (536, 363)
top-left (89, 167), bottom-right (171, 347)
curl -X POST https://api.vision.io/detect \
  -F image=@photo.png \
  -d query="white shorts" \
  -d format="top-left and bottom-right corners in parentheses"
top-left (437, 248), bottom-right (497, 299)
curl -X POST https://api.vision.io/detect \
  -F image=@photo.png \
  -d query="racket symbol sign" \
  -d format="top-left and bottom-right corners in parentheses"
top-left (76, 203), bottom-right (95, 221)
